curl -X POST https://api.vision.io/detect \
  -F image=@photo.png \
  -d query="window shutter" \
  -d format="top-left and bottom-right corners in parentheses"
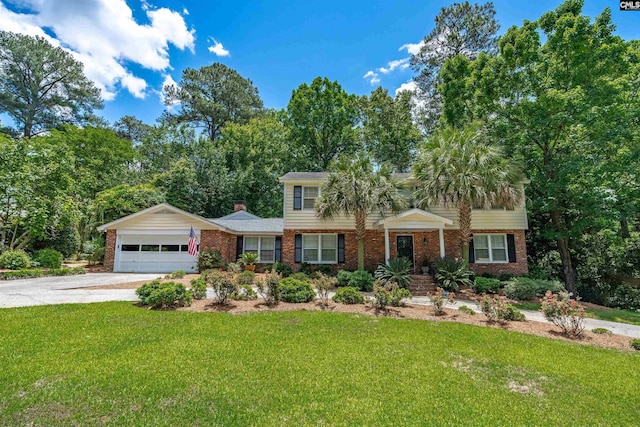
top-left (468, 236), bottom-right (475, 263)
top-left (236, 236), bottom-right (243, 261)
top-left (275, 236), bottom-right (282, 262)
top-left (293, 186), bottom-right (302, 210)
top-left (337, 234), bottom-right (345, 263)
top-left (294, 234), bottom-right (302, 263)
top-left (507, 234), bottom-right (516, 263)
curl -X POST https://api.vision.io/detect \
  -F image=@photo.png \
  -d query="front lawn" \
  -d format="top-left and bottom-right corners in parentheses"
top-left (514, 302), bottom-right (640, 326)
top-left (0, 303), bottom-right (638, 426)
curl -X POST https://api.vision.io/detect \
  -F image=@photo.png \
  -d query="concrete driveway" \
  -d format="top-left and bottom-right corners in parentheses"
top-left (0, 273), bottom-right (159, 308)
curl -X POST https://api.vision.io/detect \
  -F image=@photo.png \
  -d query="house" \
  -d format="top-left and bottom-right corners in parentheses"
top-left (98, 173), bottom-right (528, 275)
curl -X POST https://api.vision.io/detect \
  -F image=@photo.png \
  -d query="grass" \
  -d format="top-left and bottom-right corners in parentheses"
top-left (0, 303), bottom-right (639, 426)
top-left (514, 302), bottom-right (640, 326)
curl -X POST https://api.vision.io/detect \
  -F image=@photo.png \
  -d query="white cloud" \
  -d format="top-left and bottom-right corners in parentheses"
top-left (183, 8), bottom-right (189, 15)
top-left (399, 40), bottom-right (425, 55)
top-left (363, 70), bottom-right (380, 85)
top-left (378, 57), bottom-right (410, 74)
top-left (0, 0), bottom-right (195, 101)
top-left (208, 39), bottom-right (230, 56)
top-left (395, 80), bottom-right (418, 96)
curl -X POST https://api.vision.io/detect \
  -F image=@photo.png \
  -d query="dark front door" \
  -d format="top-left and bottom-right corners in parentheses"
top-left (396, 235), bottom-right (414, 267)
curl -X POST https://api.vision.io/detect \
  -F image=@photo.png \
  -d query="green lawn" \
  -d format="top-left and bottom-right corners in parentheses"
top-left (0, 303), bottom-right (639, 426)
top-left (514, 302), bottom-right (640, 326)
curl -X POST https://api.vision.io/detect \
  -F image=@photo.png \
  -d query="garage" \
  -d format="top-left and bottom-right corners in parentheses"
top-left (115, 233), bottom-right (199, 273)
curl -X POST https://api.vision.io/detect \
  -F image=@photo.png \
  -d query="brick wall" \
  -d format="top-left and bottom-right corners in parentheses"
top-left (200, 230), bottom-right (237, 265)
top-left (104, 229), bottom-right (116, 270)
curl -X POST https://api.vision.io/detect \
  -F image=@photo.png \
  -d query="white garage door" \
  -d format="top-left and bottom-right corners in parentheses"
top-left (115, 233), bottom-right (198, 273)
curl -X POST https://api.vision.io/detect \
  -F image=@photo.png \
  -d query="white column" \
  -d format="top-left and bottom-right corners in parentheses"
top-left (384, 226), bottom-right (390, 262)
top-left (439, 227), bottom-right (445, 258)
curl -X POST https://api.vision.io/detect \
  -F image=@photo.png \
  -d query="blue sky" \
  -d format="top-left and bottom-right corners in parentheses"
top-left (0, 0), bottom-right (637, 126)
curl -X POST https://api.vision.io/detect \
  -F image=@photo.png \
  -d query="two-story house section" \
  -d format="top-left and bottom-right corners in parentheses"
top-left (99, 172), bottom-right (528, 275)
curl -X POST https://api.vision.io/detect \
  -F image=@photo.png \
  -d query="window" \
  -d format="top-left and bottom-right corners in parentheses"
top-left (302, 234), bottom-right (337, 263)
top-left (121, 244), bottom-right (139, 252)
top-left (473, 234), bottom-right (508, 263)
top-left (141, 244), bottom-right (159, 252)
top-left (161, 245), bottom-right (179, 252)
top-left (303, 186), bottom-right (318, 209)
top-left (243, 236), bottom-right (275, 263)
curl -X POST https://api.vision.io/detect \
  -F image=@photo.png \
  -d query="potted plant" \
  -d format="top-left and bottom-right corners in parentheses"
top-left (421, 257), bottom-right (432, 275)
top-left (239, 252), bottom-right (259, 272)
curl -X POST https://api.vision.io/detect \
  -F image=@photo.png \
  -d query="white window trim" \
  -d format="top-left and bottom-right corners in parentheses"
top-left (302, 186), bottom-right (319, 210)
top-left (243, 236), bottom-right (276, 263)
top-left (302, 233), bottom-right (337, 264)
top-left (473, 233), bottom-right (508, 264)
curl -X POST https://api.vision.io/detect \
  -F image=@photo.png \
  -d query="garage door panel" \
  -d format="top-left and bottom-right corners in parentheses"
top-left (115, 233), bottom-right (198, 273)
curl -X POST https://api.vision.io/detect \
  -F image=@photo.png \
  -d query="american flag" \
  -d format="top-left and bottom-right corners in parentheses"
top-left (187, 227), bottom-right (198, 256)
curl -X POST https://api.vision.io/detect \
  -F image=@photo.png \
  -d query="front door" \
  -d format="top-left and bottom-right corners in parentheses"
top-left (396, 235), bottom-right (414, 268)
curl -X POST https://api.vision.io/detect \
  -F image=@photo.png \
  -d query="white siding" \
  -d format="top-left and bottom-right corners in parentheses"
top-left (109, 212), bottom-right (218, 231)
top-left (283, 182), bottom-right (528, 230)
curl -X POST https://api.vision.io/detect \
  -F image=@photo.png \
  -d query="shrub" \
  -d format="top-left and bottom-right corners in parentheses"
top-left (433, 257), bottom-right (473, 292)
top-left (631, 339), bottom-right (640, 351)
top-left (375, 257), bottom-right (412, 289)
top-left (0, 250), bottom-right (31, 270)
top-left (480, 272), bottom-right (496, 279)
top-left (503, 277), bottom-right (565, 301)
top-left (273, 261), bottom-right (293, 278)
top-left (32, 249), bottom-right (63, 269)
top-left (289, 272), bottom-right (310, 282)
top-left (313, 273), bottom-right (336, 306)
top-left (349, 270), bottom-right (374, 292)
top-left (166, 270), bottom-right (186, 279)
top-left (429, 287), bottom-right (455, 315)
top-left (336, 270), bottom-right (352, 287)
top-left (472, 277), bottom-right (502, 294)
top-left (0, 266), bottom-right (85, 280)
top-left (315, 264), bottom-right (333, 276)
top-left (372, 282), bottom-right (412, 309)
top-left (136, 280), bottom-right (192, 308)
top-left (332, 286), bottom-right (364, 304)
top-left (239, 252), bottom-right (259, 266)
top-left (505, 305), bottom-right (526, 321)
top-left (206, 271), bottom-right (237, 305)
top-left (299, 262), bottom-right (314, 275)
top-left (608, 285), bottom-right (640, 310)
top-left (49, 225), bottom-right (80, 258)
top-left (459, 305), bottom-right (475, 315)
top-left (231, 285), bottom-right (258, 301)
top-left (88, 247), bottom-right (105, 265)
top-left (279, 277), bottom-right (316, 303)
top-left (592, 328), bottom-right (611, 335)
top-left (256, 272), bottom-right (281, 306)
top-left (189, 278), bottom-right (207, 300)
top-left (480, 295), bottom-right (512, 323)
top-left (226, 262), bottom-right (241, 273)
top-left (235, 270), bottom-right (256, 286)
top-left (498, 273), bottom-right (514, 282)
top-left (198, 249), bottom-right (223, 271)
top-left (540, 291), bottom-right (586, 338)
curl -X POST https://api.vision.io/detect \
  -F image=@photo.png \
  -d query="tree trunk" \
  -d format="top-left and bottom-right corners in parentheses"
top-left (355, 210), bottom-right (367, 271)
top-left (620, 216), bottom-right (630, 239)
top-left (550, 210), bottom-right (577, 293)
top-left (458, 199), bottom-right (472, 264)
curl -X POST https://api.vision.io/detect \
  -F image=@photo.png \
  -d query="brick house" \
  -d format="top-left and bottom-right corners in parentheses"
top-left (98, 172), bottom-right (528, 275)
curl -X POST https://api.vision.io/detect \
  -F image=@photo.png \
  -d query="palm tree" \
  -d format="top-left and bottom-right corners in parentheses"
top-left (412, 125), bottom-right (524, 264)
top-left (316, 155), bottom-right (407, 270)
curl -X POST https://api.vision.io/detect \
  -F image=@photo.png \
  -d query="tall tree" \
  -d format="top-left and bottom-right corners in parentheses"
top-left (113, 115), bottom-right (153, 145)
top-left (0, 31), bottom-right (103, 138)
top-left (360, 88), bottom-right (421, 172)
top-left (286, 77), bottom-right (359, 171)
top-left (409, 2), bottom-right (498, 132)
top-left (164, 63), bottom-right (263, 140)
top-left (316, 155), bottom-right (407, 270)
top-left (442, 1), bottom-right (635, 291)
top-left (412, 125), bottom-right (524, 264)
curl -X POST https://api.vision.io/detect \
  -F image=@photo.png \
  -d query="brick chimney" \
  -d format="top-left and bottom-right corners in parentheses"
top-left (233, 201), bottom-right (247, 212)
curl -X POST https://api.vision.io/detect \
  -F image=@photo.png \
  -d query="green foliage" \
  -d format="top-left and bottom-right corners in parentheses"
top-left (591, 328), bottom-right (611, 335)
top-left (315, 264), bottom-right (333, 276)
top-left (206, 271), bottom-right (236, 305)
top-left (165, 270), bottom-right (186, 279)
top-left (429, 287), bottom-right (455, 315)
top-left (273, 261), bottom-right (293, 278)
top-left (336, 270), bottom-right (353, 287)
top-left (164, 63), bottom-right (263, 141)
top-left (189, 278), bottom-right (207, 300)
top-left (503, 278), bottom-right (565, 301)
top-left (0, 31), bottom-right (102, 138)
top-left (540, 291), bottom-right (585, 338)
top-left (332, 286), bottom-right (364, 305)
top-left (226, 262), bottom-right (241, 273)
top-left (93, 184), bottom-right (165, 225)
top-left (630, 339), bottom-right (640, 351)
top-left (313, 273), bottom-right (336, 306)
top-left (0, 250), bottom-right (31, 270)
top-left (0, 266), bottom-right (85, 280)
top-left (505, 305), bottom-right (526, 322)
top-left (433, 257), bottom-right (473, 292)
top-left (198, 249), bottom-right (223, 271)
top-left (239, 252), bottom-right (259, 266)
top-left (235, 270), bottom-right (256, 286)
top-left (49, 225), bottom-right (80, 258)
top-left (348, 270), bottom-right (375, 292)
top-left (136, 280), bottom-right (192, 309)
top-left (279, 278), bottom-right (316, 303)
top-left (32, 249), bottom-right (63, 269)
top-left (458, 305), bottom-right (476, 315)
top-left (256, 272), bottom-right (281, 306)
top-left (608, 286), bottom-right (640, 311)
top-left (480, 295), bottom-right (512, 324)
top-left (288, 272), bottom-right (310, 282)
top-left (375, 257), bottom-right (413, 289)
top-left (372, 282), bottom-right (412, 309)
top-left (472, 277), bottom-right (502, 294)
top-left (231, 285), bottom-right (258, 301)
